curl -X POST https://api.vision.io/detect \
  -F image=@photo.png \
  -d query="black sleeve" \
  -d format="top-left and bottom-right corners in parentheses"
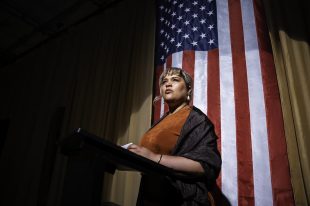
top-left (167, 117), bottom-right (222, 204)
top-left (180, 119), bottom-right (222, 184)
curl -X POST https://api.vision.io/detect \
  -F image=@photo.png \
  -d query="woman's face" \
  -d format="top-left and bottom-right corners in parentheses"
top-left (160, 74), bottom-right (188, 105)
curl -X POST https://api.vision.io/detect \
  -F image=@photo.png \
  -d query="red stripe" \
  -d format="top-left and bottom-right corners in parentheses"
top-left (166, 55), bottom-right (172, 68)
top-left (182, 50), bottom-right (195, 107)
top-left (207, 49), bottom-right (221, 151)
top-left (228, 0), bottom-right (254, 205)
top-left (153, 66), bottom-right (164, 123)
top-left (207, 49), bottom-right (223, 202)
top-left (253, 0), bottom-right (295, 205)
top-left (164, 56), bottom-right (173, 113)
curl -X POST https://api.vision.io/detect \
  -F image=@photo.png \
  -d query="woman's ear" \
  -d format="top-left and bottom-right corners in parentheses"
top-left (188, 88), bottom-right (192, 96)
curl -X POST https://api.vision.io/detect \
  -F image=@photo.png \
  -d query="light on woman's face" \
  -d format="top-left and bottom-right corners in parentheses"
top-left (160, 74), bottom-right (188, 104)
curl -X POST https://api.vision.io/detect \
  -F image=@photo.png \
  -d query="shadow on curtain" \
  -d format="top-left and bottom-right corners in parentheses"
top-left (0, 0), bottom-right (155, 206)
top-left (262, 0), bottom-right (310, 205)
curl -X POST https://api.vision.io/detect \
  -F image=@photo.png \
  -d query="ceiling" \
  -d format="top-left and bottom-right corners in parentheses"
top-left (0, 0), bottom-right (122, 68)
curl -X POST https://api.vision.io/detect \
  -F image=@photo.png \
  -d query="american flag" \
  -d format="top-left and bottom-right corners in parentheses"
top-left (155, 0), bottom-right (218, 65)
top-left (153, 0), bottom-right (295, 205)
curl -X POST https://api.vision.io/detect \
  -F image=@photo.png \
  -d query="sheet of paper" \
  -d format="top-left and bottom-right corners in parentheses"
top-left (121, 142), bottom-right (133, 149)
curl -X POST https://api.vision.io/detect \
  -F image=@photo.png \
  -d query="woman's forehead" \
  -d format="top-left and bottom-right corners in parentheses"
top-left (163, 74), bottom-right (181, 79)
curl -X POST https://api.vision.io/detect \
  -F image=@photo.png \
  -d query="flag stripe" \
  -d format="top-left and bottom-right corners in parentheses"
top-left (253, 0), bottom-right (295, 204)
top-left (154, 65), bottom-right (164, 123)
top-left (217, 0), bottom-right (238, 205)
top-left (182, 50), bottom-right (195, 107)
top-left (172, 51), bottom-right (183, 68)
top-left (228, 0), bottom-right (255, 205)
top-left (207, 49), bottom-right (221, 142)
top-left (206, 48), bottom-right (222, 190)
top-left (160, 63), bottom-right (167, 117)
top-left (166, 54), bottom-right (172, 68)
top-left (182, 50), bottom-right (195, 84)
top-left (240, 0), bottom-right (274, 205)
top-left (193, 51), bottom-right (208, 113)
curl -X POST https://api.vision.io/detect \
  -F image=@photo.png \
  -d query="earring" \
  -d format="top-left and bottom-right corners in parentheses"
top-left (187, 95), bottom-right (190, 101)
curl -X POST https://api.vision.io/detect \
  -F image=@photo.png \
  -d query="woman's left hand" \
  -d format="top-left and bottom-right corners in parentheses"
top-left (127, 144), bottom-right (160, 162)
top-left (128, 144), bottom-right (204, 173)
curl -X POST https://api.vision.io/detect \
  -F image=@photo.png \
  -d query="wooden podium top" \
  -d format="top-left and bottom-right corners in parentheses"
top-left (61, 128), bottom-right (200, 180)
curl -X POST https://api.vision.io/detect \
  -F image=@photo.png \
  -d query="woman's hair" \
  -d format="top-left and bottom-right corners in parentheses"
top-left (153, 67), bottom-right (193, 105)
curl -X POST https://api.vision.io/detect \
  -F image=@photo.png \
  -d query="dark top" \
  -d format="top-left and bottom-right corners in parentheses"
top-left (137, 106), bottom-right (222, 206)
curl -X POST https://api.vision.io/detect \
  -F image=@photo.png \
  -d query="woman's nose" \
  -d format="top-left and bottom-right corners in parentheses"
top-left (165, 81), bottom-right (172, 87)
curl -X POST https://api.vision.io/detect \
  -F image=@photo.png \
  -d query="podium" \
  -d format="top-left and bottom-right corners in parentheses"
top-left (60, 128), bottom-right (194, 206)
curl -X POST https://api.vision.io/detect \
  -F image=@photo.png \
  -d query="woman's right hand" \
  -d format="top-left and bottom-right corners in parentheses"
top-left (128, 144), bottom-right (161, 162)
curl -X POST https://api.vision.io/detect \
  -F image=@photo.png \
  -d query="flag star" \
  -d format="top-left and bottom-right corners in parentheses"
top-left (166, 48), bottom-right (169, 53)
top-left (160, 17), bottom-right (164, 22)
top-left (161, 55), bottom-right (164, 60)
top-left (191, 41), bottom-right (198, 46)
top-left (185, 8), bottom-right (190, 12)
top-left (170, 38), bottom-right (175, 43)
top-left (184, 20), bottom-right (190, 25)
top-left (200, 19), bottom-right (206, 24)
top-left (165, 8), bottom-right (168, 12)
top-left (208, 24), bottom-right (214, 30)
top-left (160, 29), bottom-right (164, 34)
top-left (173, 0), bottom-right (177, 5)
top-left (177, 16), bottom-right (183, 21)
top-left (208, 0), bottom-right (214, 3)
top-left (172, 12), bottom-right (176, 17)
top-left (176, 42), bottom-right (182, 48)
top-left (177, 28), bottom-right (182, 33)
top-left (183, 34), bottom-right (190, 39)
top-left (159, 5), bottom-right (164, 10)
top-left (192, 13), bottom-right (198, 18)
top-left (160, 42), bottom-right (165, 47)
top-left (200, 6), bottom-right (206, 11)
top-left (207, 10), bottom-right (214, 16)
top-left (193, 1), bottom-right (198, 5)
top-left (200, 33), bottom-right (206, 38)
top-left (171, 24), bottom-right (176, 29)
top-left (192, 27), bottom-right (198, 31)
top-left (179, 3), bottom-right (184, 8)
top-left (208, 39), bottom-right (215, 45)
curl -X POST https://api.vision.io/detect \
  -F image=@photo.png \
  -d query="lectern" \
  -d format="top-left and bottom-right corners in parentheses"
top-left (60, 128), bottom-right (194, 206)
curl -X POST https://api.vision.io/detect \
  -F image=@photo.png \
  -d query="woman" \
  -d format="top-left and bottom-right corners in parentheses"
top-left (128, 67), bottom-right (221, 205)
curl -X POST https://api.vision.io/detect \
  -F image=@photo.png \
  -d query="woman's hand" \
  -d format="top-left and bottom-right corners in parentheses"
top-left (128, 144), bottom-right (204, 173)
top-left (128, 144), bottom-right (160, 162)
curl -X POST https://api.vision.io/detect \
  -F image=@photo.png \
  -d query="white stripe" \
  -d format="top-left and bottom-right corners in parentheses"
top-left (241, 0), bottom-right (273, 205)
top-left (160, 64), bottom-right (167, 117)
top-left (193, 51), bottom-right (208, 114)
top-left (217, 0), bottom-right (238, 206)
top-left (171, 51), bottom-right (183, 68)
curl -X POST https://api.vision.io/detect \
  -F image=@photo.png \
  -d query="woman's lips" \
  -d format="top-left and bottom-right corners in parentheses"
top-left (165, 89), bottom-right (173, 94)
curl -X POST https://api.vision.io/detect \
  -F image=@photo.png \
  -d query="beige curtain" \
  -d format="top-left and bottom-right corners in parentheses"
top-left (0, 0), bottom-right (155, 206)
top-left (262, 0), bottom-right (310, 205)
